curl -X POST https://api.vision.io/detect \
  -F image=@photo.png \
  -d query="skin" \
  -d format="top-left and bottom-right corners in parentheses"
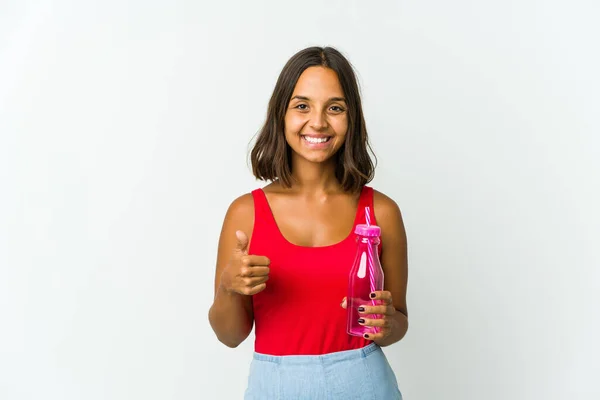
top-left (208, 66), bottom-right (408, 348)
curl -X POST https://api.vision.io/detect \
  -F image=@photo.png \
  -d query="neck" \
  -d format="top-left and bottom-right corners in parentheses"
top-left (287, 155), bottom-right (341, 194)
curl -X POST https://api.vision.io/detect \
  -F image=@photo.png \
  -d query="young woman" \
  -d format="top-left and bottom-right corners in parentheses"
top-left (208, 46), bottom-right (408, 399)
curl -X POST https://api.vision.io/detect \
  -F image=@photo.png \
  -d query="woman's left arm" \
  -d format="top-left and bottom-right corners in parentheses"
top-left (362, 191), bottom-right (409, 346)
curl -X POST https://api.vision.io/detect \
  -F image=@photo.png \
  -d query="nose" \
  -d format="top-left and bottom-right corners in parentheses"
top-left (309, 109), bottom-right (328, 131)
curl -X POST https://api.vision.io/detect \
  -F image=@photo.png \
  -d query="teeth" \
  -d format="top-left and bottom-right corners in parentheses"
top-left (303, 136), bottom-right (330, 144)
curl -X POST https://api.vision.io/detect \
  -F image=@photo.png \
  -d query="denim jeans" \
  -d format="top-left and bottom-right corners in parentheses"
top-left (244, 343), bottom-right (402, 399)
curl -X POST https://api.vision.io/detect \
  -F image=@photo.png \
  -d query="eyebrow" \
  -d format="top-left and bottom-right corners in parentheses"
top-left (290, 95), bottom-right (346, 102)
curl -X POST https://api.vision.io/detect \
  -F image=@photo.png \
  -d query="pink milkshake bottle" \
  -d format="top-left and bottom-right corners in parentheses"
top-left (347, 206), bottom-right (384, 337)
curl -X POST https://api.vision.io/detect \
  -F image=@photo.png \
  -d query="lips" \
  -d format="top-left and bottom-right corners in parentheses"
top-left (301, 135), bottom-right (332, 144)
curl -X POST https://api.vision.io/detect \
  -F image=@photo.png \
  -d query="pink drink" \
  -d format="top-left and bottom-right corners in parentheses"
top-left (347, 222), bottom-right (384, 337)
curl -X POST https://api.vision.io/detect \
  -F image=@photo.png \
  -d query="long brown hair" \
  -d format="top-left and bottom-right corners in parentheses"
top-left (250, 46), bottom-right (376, 193)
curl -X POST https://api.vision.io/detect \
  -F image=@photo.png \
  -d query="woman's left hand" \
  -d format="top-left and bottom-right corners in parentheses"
top-left (341, 291), bottom-right (396, 341)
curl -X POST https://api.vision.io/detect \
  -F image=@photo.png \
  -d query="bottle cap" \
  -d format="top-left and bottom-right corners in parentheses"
top-left (354, 224), bottom-right (381, 237)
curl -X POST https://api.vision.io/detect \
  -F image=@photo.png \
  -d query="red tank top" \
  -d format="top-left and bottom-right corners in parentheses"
top-left (248, 186), bottom-right (380, 355)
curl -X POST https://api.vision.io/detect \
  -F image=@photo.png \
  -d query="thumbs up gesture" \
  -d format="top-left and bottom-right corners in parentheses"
top-left (219, 231), bottom-right (271, 296)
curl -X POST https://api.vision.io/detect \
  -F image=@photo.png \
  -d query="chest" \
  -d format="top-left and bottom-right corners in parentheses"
top-left (265, 193), bottom-right (358, 248)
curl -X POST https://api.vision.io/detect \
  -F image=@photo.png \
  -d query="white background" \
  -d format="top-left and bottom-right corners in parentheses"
top-left (1, 1), bottom-right (599, 399)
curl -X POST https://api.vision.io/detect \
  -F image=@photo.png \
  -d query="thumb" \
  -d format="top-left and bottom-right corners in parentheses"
top-left (235, 230), bottom-right (249, 254)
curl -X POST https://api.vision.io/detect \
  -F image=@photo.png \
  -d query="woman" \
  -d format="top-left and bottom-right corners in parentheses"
top-left (208, 46), bottom-right (408, 399)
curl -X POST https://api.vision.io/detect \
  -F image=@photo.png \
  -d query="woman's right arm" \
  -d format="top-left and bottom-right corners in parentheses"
top-left (208, 194), bottom-right (270, 348)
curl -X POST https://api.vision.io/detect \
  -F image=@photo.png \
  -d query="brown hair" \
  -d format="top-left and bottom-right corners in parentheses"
top-left (250, 46), bottom-right (376, 193)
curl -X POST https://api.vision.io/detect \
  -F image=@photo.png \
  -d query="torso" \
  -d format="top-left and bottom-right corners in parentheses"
top-left (248, 184), bottom-right (378, 355)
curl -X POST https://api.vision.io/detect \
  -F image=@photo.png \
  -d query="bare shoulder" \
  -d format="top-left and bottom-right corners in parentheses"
top-left (225, 192), bottom-right (255, 218)
top-left (372, 189), bottom-right (403, 224)
top-left (222, 192), bottom-right (255, 238)
top-left (372, 188), bottom-right (406, 244)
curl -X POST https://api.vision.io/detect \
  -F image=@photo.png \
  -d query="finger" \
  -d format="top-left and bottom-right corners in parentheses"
top-left (340, 297), bottom-right (347, 309)
top-left (363, 329), bottom-right (390, 341)
top-left (358, 317), bottom-right (390, 328)
top-left (358, 305), bottom-right (395, 316)
top-left (243, 276), bottom-right (269, 287)
top-left (241, 255), bottom-right (271, 267)
top-left (369, 290), bottom-right (393, 305)
top-left (235, 230), bottom-right (249, 254)
top-left (241, 283), bottom-right (266, 296)
top-left (240, 266), bottom-right (270, 277)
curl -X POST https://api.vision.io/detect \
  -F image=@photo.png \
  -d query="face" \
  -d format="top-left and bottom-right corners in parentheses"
top-left (284, 66), bottom-right (348, 164)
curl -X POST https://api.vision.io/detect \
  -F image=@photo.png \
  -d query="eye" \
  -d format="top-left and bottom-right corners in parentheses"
top-left (330, 105), bottom-right (345, 112)
top-left (294, 104), bottom-right (308, 110)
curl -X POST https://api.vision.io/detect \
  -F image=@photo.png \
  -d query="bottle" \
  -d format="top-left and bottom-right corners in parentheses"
top-left (347, 219), bottom-right (384, 337)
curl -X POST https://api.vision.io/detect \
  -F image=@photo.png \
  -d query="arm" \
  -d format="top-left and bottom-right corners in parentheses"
top-left (371, 190), bottom-right (409, 347)
top-left (208, 194), bottom-right (256, 348)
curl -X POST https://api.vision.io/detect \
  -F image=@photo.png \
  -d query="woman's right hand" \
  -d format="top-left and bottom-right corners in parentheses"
top-left (219, 230), bottom-right (270, 296)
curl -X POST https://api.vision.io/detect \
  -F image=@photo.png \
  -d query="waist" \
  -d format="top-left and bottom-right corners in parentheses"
top-left (253, 302), bottom-right (370, 355)
top-left (253, 343), bottom-right (379, 364)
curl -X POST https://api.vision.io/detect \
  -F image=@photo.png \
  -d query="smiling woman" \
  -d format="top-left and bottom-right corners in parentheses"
top-left (250, 47), bottom-right (376, 194)
top-left (208, 46), bottom-right (408, 399)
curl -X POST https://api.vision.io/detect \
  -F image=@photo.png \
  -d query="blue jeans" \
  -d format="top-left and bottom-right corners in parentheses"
top-left (244, 343), bottom-right (402, 399)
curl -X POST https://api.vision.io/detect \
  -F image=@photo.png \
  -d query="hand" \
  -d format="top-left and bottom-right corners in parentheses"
top-left (341, 291), bottom-right (396, 341)
top-left (219, 230), bottom-right (270, 296)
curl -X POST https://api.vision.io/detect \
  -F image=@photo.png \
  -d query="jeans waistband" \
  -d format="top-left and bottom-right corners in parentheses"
top-left (252, 343), bottom-right (380, 365)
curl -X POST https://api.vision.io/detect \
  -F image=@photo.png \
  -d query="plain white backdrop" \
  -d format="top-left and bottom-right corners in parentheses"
top-left (1, 1), bottom-right (599, 399)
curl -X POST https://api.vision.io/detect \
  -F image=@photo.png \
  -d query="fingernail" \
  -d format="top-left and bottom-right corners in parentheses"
top-left (358, 307), bottom-right (365, 312)
top-left (370, 293), bottom-right (376, 298)
top-left (364, 334), bottom-right (370, 339)
top-left (358, 318), bottom-right (365, 324)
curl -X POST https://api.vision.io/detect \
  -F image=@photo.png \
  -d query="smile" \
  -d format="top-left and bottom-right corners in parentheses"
top-left (302, 135), bottom-right (332, 144)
